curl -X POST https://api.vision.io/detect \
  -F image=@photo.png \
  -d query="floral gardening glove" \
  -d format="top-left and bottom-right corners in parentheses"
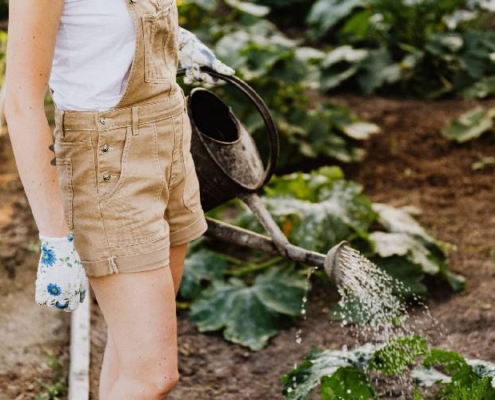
top-left (178, 27), bottom-right (235, 85)
top-left (35, 232), bottom-right (88, 312)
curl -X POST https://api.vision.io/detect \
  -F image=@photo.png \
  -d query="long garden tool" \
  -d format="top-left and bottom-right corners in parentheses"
top-left (178, 67), bottom-right (352, 284)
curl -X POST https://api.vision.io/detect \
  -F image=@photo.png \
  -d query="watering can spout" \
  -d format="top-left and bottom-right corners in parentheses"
top-left (324, 241), bottom-right (351, 286)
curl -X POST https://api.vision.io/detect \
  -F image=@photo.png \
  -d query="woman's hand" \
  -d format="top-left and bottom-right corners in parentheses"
top-left (35, 232), bottom-right (87, 312)
top-left (178, 27), bottom-right (235, 85)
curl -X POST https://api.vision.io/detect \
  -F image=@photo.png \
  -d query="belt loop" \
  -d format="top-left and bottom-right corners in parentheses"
top-left (132, 106), bottom-right (139, 136)
top-left (54, 108), bottom-right (66, 139)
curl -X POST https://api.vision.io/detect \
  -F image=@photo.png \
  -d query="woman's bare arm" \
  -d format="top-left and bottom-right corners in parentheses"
top-left (5, 0), bottom-right (67, 237)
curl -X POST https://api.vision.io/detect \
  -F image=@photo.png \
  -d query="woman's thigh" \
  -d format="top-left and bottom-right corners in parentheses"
top-left (89, 266), bottom-right (178, 378)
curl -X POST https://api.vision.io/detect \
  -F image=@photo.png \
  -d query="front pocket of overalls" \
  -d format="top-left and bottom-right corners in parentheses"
top-left (142, 1), bottom-right (179, 84)
top-left (98, 123), bottom-right (167, 248)
top-left (53, 138), bottom-right (95, 232)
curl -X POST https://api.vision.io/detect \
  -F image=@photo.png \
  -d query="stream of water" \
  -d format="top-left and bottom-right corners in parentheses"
top-left (335, 246), bottom-right (440, 345)
top-left (295, 266), bottom-right (318, 345)
top-left (293, 245), bottom-right (444, 397)
top-left (333, 246), bottom-right (443, 396)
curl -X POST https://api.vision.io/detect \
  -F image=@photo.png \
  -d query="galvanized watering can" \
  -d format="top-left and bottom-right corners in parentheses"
top-left (178, 67), bottom-right (351, 283)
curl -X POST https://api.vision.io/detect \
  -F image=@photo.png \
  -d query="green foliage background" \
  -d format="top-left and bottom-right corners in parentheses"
top-left (255, 0), bottom-right (495, 99)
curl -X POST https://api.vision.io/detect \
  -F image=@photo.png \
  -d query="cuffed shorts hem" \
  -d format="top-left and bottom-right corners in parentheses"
top-left (82, 242), bottom-right (170, 278)
top-left (170, 214), bottom-right (208, 246)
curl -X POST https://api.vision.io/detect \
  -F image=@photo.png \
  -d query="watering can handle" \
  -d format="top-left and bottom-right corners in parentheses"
top-left (176, 67), bottom-right (279, 187)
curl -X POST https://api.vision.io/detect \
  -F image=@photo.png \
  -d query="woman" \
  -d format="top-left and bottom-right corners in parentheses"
top-left (5, 0), bottom-right (234, 398)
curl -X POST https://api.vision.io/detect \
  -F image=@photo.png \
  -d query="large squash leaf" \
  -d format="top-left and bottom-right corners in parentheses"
top-left (282, 344), bottom-right (376, 400)
top-left (265, 167), bottom-right (345, 203)
top-left (371, 203), bottom-right (466, 292)
top-left (442, 106), bottom-right (495, 143)
top-left (264, 180), bottom-right (376, 252)
top-left (189, 268), bottom-right (308, 350)
top-left (370, 232), bottom-right (441, 275)
top-left (320, 45), bottom-right (369, 90)
top-left (320, 367), bottom-right (376, 400)
top-left (224, 0), bottom-right (270, 16)
top-left (372, 203), bottom-right (434, 243)
top-left (180, 249), bottom-right (228, 300)
top-left (306, 0), bottom-right (364, 38)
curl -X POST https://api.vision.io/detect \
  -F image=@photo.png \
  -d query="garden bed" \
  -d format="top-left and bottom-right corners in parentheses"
top-left (0, 93), bottom-right (493, 399)
top-left (88, 95), bottom-right (495, 399)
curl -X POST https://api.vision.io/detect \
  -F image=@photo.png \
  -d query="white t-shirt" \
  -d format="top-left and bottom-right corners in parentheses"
top-left (49, 0), bottom-right (136, 111)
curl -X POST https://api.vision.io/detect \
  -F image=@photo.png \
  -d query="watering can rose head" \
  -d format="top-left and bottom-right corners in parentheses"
top-left (324, 241), bottom-right (353, 285)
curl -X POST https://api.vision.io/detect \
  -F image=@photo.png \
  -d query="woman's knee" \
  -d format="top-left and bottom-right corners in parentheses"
top-left (153, 369), bottom-right (180, 396)
top-left (119, 366), bottom-right (179, 397)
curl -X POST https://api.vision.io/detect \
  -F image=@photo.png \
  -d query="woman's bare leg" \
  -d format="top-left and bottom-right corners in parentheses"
top-left (98, 328), bottom-right (120, 399)
top-left (90, 265), bottom-right (179, 400)
top-left (95, 243), bottom-right (189, 399)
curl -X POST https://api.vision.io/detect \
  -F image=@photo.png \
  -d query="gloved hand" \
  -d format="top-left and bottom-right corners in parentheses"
top-left (35, 232), bottom-right (88, 312)
top-left (178, 27), bottom-right (235, 85)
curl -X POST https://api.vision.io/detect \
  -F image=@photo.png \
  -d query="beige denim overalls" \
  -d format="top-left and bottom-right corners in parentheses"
top-left (52, 0), bottom-right (208, 277)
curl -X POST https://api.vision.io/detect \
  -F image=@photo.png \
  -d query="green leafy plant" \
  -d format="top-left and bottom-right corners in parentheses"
top-left (212, 20), bottom-right (379, 167)
top-left (472, 155), bottom-right (495, 171)
top-left (442, 106), bottom-right (495, 142)
top-left (239, 167), bottom-right (465, 297)
top-left (179, 1), bottom-right (380, 169)
top-left (303, 0), bottom-right (495, 98)
top-left (180, 167), bottom-right (464, 349)
top-left (34, 350), bottom-right (68, 400)
top-left (190, 267), bottom-right (308, 350)
top-left (306, 0), bottom-right (364, 38)
top-left (282, 336), bottom-right (495, 399)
